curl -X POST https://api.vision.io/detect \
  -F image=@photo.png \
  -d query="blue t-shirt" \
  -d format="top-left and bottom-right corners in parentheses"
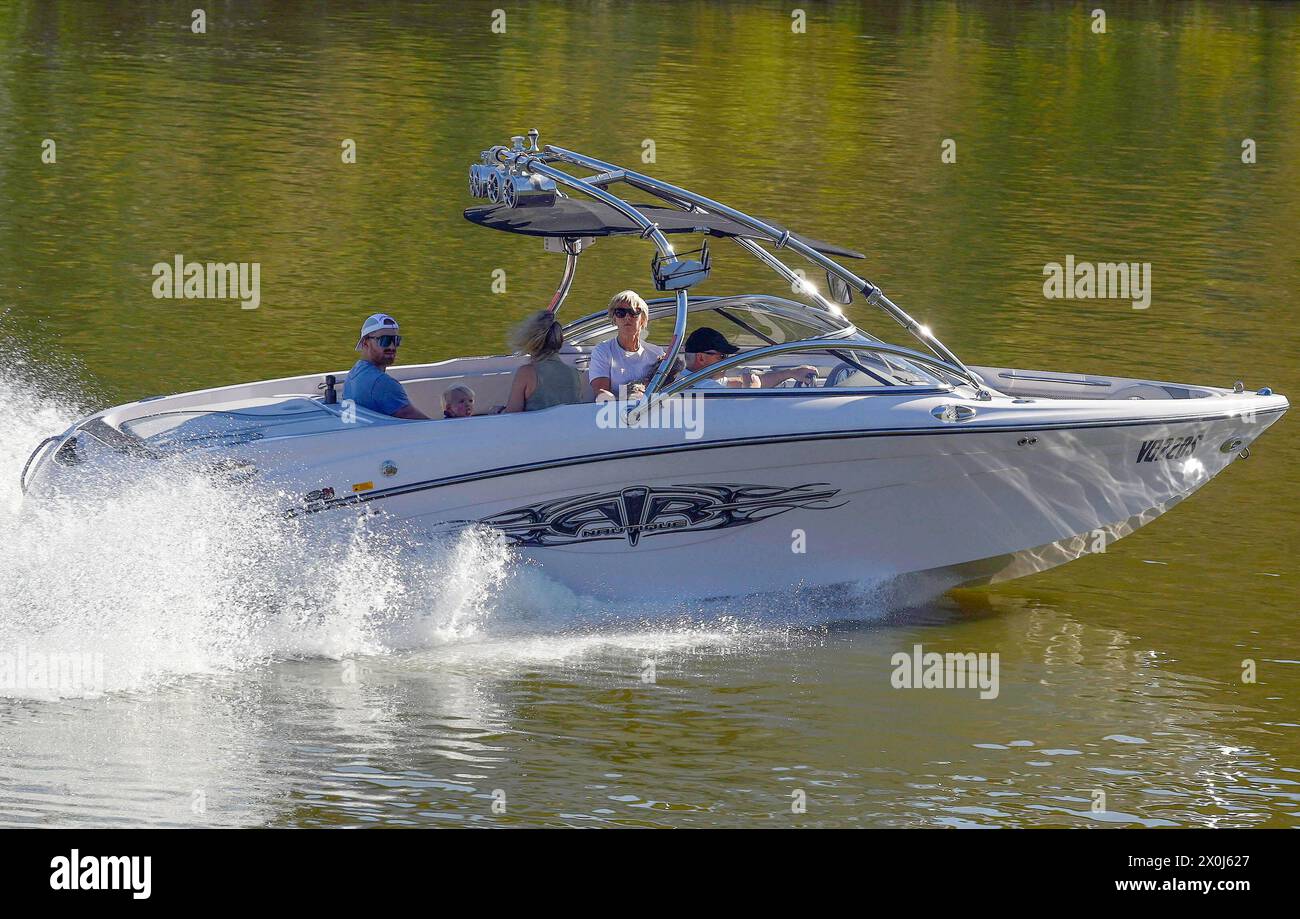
top-left (342, 359), bottom-right (411, 415)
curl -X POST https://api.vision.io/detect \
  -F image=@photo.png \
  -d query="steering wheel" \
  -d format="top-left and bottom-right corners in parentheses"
top-left (825, 362), bottom-right (856, 388)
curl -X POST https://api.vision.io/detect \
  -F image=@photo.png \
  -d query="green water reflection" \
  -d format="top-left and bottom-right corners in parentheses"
top-left (0, 0), bottom-right (1295, 827)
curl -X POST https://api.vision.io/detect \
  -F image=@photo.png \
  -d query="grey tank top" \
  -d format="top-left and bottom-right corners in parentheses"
top-left (525, 355), bottom-right (585, 411)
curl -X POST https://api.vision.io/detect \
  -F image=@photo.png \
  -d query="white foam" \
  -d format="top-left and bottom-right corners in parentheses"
top-left (0, 339), bottom-right (534, 696)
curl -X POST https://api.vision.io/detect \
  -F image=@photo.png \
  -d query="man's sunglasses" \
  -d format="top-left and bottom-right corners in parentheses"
top-left (612, 307), bottom-right (644, 319)
top-left (369, 334), bottom-right (402, 348)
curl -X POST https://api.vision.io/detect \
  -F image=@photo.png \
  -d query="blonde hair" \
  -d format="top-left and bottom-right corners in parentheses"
top-left (606, 290), bottom-right (648, 321)
top-left (509, 310), bottom-right (565, 359)
top-left (442, 383), bottom-right (475, 408)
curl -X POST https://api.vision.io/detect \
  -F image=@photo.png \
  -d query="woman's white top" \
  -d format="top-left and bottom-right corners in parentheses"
top-left (588, 337), bottom-right (666, 392)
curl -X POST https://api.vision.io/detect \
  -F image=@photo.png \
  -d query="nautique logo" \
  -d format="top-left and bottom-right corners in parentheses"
top-left (478, 483), bottom-right (844, 548)
top-left (50, 850), bottom-right (151, 899)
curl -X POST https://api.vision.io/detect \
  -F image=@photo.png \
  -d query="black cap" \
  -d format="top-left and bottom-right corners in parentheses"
top-left (684, 327), bottom-right (740, 355)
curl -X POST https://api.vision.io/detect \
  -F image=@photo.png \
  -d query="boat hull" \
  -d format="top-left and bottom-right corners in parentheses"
top-left (23, 381), bottom-right (1287, 601)
top-left (284, 396), bottom-right (1287, 599)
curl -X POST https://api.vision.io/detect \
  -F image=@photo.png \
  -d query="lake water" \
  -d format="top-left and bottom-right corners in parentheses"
top-left (1, 0), bottom-right (1297, 827)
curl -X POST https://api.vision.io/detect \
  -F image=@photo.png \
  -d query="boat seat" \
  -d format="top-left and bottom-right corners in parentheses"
top-left (400, 358), bottom-right (593, 416)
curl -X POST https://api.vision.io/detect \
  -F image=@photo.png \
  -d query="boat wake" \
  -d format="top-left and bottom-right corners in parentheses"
top-left (0, 345), bottom-right (912, 700)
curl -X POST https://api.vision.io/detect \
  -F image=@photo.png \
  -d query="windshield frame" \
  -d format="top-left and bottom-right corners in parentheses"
top-left (562, 294), bottom-right (857, 348)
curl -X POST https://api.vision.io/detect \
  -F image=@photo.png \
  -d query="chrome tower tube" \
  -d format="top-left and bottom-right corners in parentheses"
top-left (546, 241), bottom-right (581, 314)
top-left (540, 144), bottom-right (985, 396)
top-left (731, 237), bottom-right (845, 322)
top-left (507, 154), bottom-right (692, 401)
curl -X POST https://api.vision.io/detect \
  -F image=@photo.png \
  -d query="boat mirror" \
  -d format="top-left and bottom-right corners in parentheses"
top-left (827, 271), bottom-right (854, 305)
top-left (652, 240), bottom-right (711, 291)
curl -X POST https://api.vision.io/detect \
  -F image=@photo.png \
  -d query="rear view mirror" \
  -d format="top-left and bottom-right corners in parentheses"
top-left (652, 241), bottom-right (711, 291)
top-left (827, 271), bottom-right (854, 305)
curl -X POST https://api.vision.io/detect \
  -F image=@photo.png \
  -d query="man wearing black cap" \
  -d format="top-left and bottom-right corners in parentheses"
top-left (683, 327), bottom-right (818, 388)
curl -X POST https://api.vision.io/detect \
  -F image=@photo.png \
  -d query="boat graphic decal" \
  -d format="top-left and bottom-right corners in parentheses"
top-left (1136, 434), bottom-right (1202, 463)
top-left (478, 483), bottom-right (845, 548)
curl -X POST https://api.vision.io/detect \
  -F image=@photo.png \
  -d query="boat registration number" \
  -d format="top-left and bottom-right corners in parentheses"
top-left (1136, 434), bottom-right (1202, 463)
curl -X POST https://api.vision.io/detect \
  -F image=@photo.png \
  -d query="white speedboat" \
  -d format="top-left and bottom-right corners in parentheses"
top-left (22, 132), bottom-right (1288, 599)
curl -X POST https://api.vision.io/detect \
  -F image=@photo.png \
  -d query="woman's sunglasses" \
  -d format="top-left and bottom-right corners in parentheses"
top-left (369, 334), bottom-right (402, 348)
top-left (612, 307), bottom-right (644, 319)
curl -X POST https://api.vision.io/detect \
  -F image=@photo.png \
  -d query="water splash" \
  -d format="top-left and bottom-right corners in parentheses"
top-left (0, 333), bottom-right (529, 697)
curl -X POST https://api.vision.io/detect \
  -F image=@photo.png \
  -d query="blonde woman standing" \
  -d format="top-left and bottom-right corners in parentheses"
top-left (587, 290), bottom-right (665, 400)
top-left (504, 310), bottom-right (588, 413)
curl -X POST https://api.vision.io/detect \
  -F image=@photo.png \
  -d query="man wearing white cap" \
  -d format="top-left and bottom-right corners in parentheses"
top-left (343, 313), bottom-right (430, 419)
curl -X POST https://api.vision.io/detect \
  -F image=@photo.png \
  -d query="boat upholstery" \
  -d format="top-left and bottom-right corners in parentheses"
top-left (401, 362), bottom-right (593, 416)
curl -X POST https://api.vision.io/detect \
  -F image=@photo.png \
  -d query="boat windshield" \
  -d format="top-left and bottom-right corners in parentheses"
top-left (563, 295), bottom-right (954, 388)
top-left (766, 346), bottom-right (952, 388)
top-left (564, 295), bottom-right (847, 350)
